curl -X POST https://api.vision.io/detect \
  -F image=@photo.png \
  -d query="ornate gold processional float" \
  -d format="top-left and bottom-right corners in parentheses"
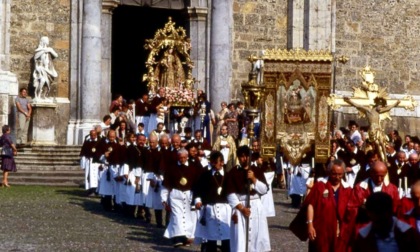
top-left (143, 17), bottom-right (196, 107)
top-left (243, 48), bottom-right (417, 166)
top-left (242, 49), bottom-right (334, 165)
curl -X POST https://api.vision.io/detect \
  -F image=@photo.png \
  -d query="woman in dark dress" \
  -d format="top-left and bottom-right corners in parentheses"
top-left (224, 103), bottom-right (238, 140)
top-left (0, 125), bottom-right (17, 187)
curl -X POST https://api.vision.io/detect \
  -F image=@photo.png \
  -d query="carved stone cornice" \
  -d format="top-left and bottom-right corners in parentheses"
top-left (102, 0), bottom-right (120, 14)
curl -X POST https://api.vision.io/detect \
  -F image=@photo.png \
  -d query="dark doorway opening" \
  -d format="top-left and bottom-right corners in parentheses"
top-left (112, 5), bottom-right (186, 101)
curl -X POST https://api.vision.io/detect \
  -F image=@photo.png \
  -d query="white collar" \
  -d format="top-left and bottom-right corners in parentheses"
top-left (106, 139), bottom-right (116, 144)
top-left (320, 177), bottom-right (350, 188)
top-left (360, 178), bottom-right (389, 190)
top-left (212, 169), bottom-right (224, 176)
top-left (359, 217), bottom-right (410, 238)
top-left (178, 161), bottom-right (189, 166)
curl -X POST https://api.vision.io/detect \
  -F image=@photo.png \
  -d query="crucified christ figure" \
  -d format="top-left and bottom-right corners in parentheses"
top-left (343, 96), bottom-right (400, 163)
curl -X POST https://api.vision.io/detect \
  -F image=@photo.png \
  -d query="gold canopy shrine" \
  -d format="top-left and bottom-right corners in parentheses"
top-left (242, 49), bottom-right (333, 165)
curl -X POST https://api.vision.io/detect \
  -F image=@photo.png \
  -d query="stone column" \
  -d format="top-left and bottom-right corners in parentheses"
top-left (78, 0), bottom-right (102, 142)
top-left (101, 0), bottom-right (119, 114)
top-left (67, 0), bottom-right (83, 144)
top-left (287, 0), bottom-right (333, 51)
top-left (0, 0), bottom-right (18, 131)
top-left (0, 72), bottom-right (18, 127)
top-left (210, 0), bottom-right (233, 113)
top-left (187, 7), bottom-right (208, 92)
top-left (308, 0), bottom-right (332, 50)
top-left (287, 0), bottom-right (305, 49)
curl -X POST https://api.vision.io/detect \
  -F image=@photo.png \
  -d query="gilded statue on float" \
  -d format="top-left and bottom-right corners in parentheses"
top-left (142, 17), bottom-right (195, 107)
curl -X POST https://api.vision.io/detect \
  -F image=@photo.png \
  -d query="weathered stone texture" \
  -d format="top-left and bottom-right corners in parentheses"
top-left (335, 1), bottom-right (420, 95)
top-left (232, 0), bottom-right (288, 101)
top-left (9, 0), bottom-right (71, 98)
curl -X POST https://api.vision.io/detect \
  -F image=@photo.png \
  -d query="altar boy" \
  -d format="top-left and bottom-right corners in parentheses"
top-left (194, 151), bottom-right (231, 251)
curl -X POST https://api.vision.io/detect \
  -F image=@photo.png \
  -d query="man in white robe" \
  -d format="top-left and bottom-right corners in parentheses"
top-left (161, 149), bottom-right (202, 247)
top-left (225, 146), bottom-right (271, 252)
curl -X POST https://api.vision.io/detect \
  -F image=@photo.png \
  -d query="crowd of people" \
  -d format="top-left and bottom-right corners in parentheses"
top-left (79, 88), bottom-right (420, 251)
top-left (79, 90), bottom-right (276, 251)
top-left (287, 120), bottom-right (420, 251)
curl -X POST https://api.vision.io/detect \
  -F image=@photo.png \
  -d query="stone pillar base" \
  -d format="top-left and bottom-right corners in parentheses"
top-left (30, 101), bottom-right (58, 146)
top-left (0, 70), bottom-right (18, 129)
top-left (67, 119), bottom-right (102, 145)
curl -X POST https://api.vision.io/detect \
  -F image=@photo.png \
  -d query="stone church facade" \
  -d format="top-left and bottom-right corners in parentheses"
top-left (0, 0), bottom-right (419, 145)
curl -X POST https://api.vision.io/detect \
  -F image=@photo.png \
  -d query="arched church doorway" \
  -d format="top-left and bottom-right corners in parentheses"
top-left (112, 5), bottom-right (186, 101)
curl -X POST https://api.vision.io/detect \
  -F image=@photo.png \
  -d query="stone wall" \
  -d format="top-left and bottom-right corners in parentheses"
top-left (232, 0), bottom-right (288, 101)
top-left (334, 1), bottom-right (420, 94)
top-left (334, 1), bottom-right (420, 136)
top-left (9, 0), bottom-right (71, 98)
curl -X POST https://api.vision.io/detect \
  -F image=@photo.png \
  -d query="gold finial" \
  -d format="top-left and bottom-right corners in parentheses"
top-left (360, 65), bottom-right (376, 84)
top-left (337, 55), bottom-right (349, 64)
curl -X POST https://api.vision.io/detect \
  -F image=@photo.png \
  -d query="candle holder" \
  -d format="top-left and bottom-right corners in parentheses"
top-left (199, 103), bottom-right (206, 130)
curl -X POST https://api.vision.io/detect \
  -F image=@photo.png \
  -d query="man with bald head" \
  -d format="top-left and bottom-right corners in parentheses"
top-left (404, 152), bottom-right (420, 187)
top-left (293, 159), bottom-right (353, 251)
top-left (144, 134), bottom-right (165, 227)
top-left (347, 160), bottom-right (400, 232)
top-left (161, 148), bottom-right (202, 247)
top-left (388, 151), bottom-right (409, 186)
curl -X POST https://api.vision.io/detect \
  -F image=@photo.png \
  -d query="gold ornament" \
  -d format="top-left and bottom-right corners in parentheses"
top-left (217, 187), bottom-right (222, 195)
top-left (180, 177), bottom-right (187, 186)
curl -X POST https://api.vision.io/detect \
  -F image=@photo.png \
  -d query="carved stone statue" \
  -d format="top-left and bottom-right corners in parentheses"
top-left (33, 36), bottom-right (58, 100)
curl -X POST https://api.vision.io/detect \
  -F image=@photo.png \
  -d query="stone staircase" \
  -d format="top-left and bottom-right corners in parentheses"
top-left (4, 145), bottom-right (84, 187)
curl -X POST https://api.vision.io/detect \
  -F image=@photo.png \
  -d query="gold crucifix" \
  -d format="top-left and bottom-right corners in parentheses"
top-left (327, 65), bottom-right (417, 162)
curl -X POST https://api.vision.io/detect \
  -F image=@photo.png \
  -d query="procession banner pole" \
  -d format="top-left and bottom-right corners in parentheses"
top-left (245, 147), bottom-right (252, 252)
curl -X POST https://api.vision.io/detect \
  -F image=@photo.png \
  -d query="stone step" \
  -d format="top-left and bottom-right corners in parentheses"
top-left (17, 146), bottom-right (81, 153)
top-left (11, 170), bottom-right (84, 177)
top-left (2, 161), bottom-right (80, 167)
top-left (4, 145), bottom-right (85, 186)
top-left (7, 181), bottom-right (84, 187)
top-left (16, 151), bottom-right (80, 157)
top-left (17, 166), bottom-right (82, 171)
top-left (18, 145), bottom-right (82, 150)
top-left (17, 150), bottom-right (81, 155)
top-left (7, 155), bottom-right (79, 160)
top-left (15, 156), bottom-right (80, 163)
top-left (8, 171), bottom-right (84, 186)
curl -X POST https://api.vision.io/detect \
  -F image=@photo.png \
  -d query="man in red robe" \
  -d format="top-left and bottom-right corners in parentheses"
top-left (397, 179), bottom-right (420, 233)
top-left (298, 159), bottom-right (353, 252)
top-left (346, 161), bottom-right (400, 244)
top-left (353, 192), bottom-right (420, 251)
